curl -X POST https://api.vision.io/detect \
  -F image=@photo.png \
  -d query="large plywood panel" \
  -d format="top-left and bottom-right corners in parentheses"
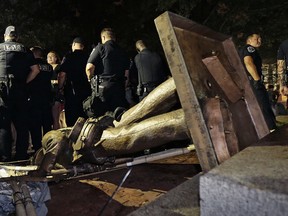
top-left (155, 11), bottom-right (269, 171)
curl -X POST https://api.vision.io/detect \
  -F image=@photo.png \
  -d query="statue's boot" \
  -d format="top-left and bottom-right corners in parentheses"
top-left (30, 130), bottom-right (69, 176)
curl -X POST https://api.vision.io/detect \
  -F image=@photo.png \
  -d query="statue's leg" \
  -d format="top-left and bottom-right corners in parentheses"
top-left (114, 77), bottom-right (179, 127)
top-left (91, 109), bottom-right (190, 157)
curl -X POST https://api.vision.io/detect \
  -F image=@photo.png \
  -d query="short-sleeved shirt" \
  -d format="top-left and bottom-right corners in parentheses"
top-left (87, 40), bottom-right (130, 78)
top-left (134, 48), bottom-right (166, 85)
top-left (239, 44), bottom-right (262, 77)
top-left (277, 39), bottom-right (288, 69)
top-left (51, 64), bottom-right (60, 81)
top-left (28, 58), bottom-right (53, 104)
top-left (59, 50), bottom-right (90, 96)
top-left (0, 40), bottom-right (37, 82)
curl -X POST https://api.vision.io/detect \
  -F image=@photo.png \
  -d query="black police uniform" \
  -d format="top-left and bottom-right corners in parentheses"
top-left (126, 59), bottom-right (139, 106)
top-left (0, 39), bottom-right (37, 160)
top-left (60, 50), bottom-right (91, 126)
top-left (239, 44), bottom-right (276, 130)
top-left (277, 39), bottom-right (288, 73)
top-left (27, 58), bottom-right (53, 152)
top-left (134, 48), bottom-right (166, 101)
top-left (85, 40), bottom-right (129, 117)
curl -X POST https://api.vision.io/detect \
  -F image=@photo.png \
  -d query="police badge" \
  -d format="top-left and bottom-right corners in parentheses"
top-left (247, 46), bottom-right (255, 53)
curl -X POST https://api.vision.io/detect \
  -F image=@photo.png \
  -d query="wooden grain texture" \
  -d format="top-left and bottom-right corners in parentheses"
top-left (154, 11), bottom-right (269, 171)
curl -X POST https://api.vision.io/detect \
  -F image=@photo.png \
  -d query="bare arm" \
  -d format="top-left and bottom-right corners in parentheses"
top-left (26, 64), bottom-right (40, 83)
top-left (243, 56), bottom-right (260, 80)
top-left (277, 59), bottom-right (288, 95)
top-left (277, 59), bottom-right (285, 82)
top-left (86, 63), bottom-right (95, 81)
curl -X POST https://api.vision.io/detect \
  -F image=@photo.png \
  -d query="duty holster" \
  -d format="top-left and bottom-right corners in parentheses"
top-left (98, 83), bottom-right (106, 102)
top-left (89, 75), bottom-right (105, 102)
top-left (92, 75), bottom-right (117, 102)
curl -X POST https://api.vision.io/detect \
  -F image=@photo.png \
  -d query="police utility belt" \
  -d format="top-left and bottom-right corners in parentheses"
top-left (90, 74), bottom-right (124, 103)
top-left (90, 74), bottom-right (123, 92)
top-left (98, 74), bottom-right (124, 84)
top-left (142, 82), bottom-right (160, 93)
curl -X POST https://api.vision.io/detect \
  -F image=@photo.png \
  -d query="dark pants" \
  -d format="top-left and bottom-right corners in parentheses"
top-left (65, 91), bottom-right (90, 127)
top-left (41, 104), bottom-right (53, 135)
top-left (0, 82), bottom-right (12, 161)
top-left (250, 80), bottom-right (276, 130)
top-left (139, 86), bottom-right (157, 101)
top-left (28, 101), bottom-right (49, 153)
top-left (83, 80), bottom-right (129, 118)
top-left (0, 100), bottom-right (12, 161)
top-left (9, 85), bottom-right (30, 160)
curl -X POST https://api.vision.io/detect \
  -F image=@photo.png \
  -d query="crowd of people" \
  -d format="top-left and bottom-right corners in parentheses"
top-left (0, 26), bottom-right (168, 162)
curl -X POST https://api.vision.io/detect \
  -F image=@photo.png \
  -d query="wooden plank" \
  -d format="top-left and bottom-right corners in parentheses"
top-left (202, 98), bottom-right (231, 163)
top-left (154, 11), bottom-right (269, 171)
top-left (154, 12), bottom-right (218, 171)
top-left (202, 56), bottom-right (242, 103)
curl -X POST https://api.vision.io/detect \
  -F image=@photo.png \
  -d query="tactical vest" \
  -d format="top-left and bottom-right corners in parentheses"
top-left (0, 41), bottom-right (28, 81)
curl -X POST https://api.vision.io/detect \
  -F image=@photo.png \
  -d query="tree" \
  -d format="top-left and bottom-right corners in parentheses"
top-left (0, 0), bottom-right (287, 62)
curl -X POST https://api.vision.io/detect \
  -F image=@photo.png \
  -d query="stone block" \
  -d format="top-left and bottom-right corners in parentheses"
top-left (200, 146), bottom-right (288, 216)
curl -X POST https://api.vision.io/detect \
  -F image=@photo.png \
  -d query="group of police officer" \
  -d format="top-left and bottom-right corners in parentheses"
top-left (83, 28), bottom-right (167, 118)
top-left (0, 26), bottom-right (167, 162)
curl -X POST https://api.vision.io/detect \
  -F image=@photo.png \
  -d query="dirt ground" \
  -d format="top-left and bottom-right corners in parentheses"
top-left (46, 151), bottom-right (201, 216)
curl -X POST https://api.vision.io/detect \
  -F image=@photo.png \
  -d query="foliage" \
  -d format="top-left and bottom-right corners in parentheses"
top-left (0, 0), bottom-right (287, 62)
top-left (203, 0), bottom-right (288, 61)
top-left (157, 0), bottom-right (288, 62)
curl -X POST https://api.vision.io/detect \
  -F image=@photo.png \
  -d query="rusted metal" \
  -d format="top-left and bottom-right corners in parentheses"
top-left (154, 11), bottom-right (270, 171)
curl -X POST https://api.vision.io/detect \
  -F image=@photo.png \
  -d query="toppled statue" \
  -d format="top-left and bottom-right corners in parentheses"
top-left (30, 77), bottom-right (191, 176)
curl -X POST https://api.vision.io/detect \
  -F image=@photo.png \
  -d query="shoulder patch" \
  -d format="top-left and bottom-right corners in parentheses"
top-left (247, 46), bottom-right (255, 53)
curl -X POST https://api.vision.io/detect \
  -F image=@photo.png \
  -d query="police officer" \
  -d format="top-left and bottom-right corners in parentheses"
top-left (239, 33), bottom-right (276, 131)
top-left (29, 46), bottom-right (53, 152)
top-left (0, 26), bottom-right (40, 161)
top-left (85, 28), bottom-right (130, 118)
top-left (58, 37), bottom-right (91, 127)
top-left (134, 40), bottom-right (167, 101)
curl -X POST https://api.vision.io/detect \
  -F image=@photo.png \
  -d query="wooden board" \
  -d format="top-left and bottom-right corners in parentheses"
top-left (154, 11), bottom-right (269, 171)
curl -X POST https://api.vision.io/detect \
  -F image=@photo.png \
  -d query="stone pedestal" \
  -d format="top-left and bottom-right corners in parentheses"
top-left (200, 146), bottom-right (288, 216)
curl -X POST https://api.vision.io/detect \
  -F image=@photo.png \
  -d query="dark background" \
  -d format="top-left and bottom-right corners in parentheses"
top-left (1, 0), bottom-right (288, 62)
